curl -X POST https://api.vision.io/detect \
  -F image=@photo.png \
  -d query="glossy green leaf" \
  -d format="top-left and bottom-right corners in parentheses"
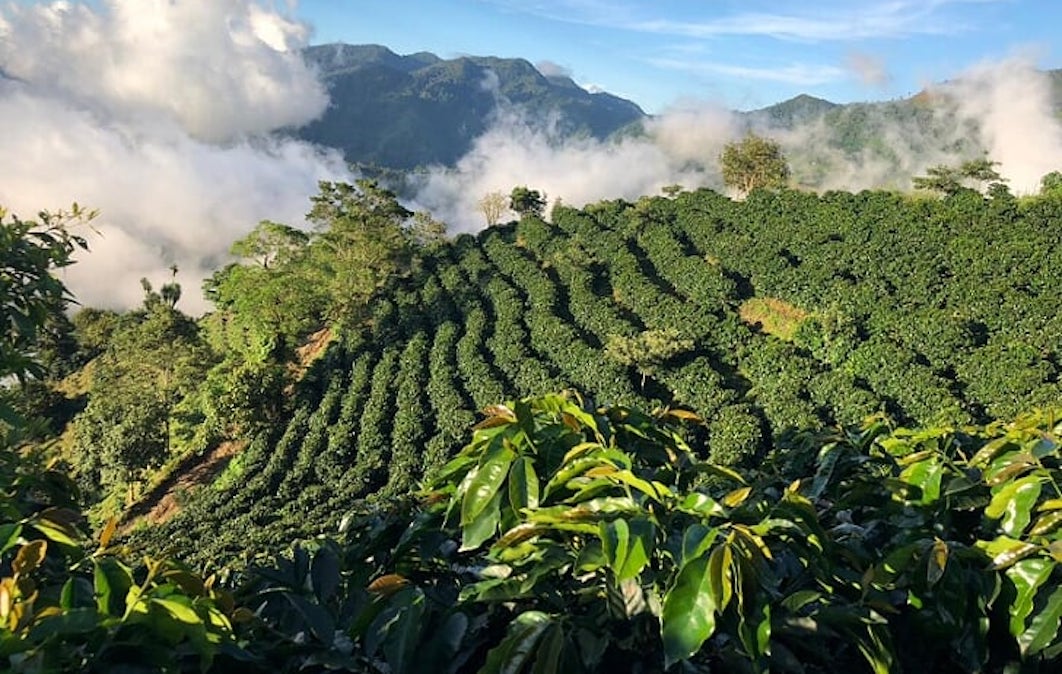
top-left (681, 524), bottom-right (718, 565)
top-left (1029, 511), bottom-right (1062, 537)
top-left (285, 592), bottom-right (335, 643)
top-left (151, 597), bottom-right (202, 626)
top-left (26, 608), bottom-right (100, 641)
top-left (662, 554), bottom-right (717, 667)
top-left (462, 488), bottom-right (504, 551)
top-left (900, 457), bottom-right (944, 504)
top-left (678, 492), bottom-right (725, 518)
top-left (0, 523), bottom-right (21, 556)
top-left (977, 536), bottom-right (1041, 570)
top-left (986, 475), bottom-right (1044, 537)
top-left (480, 611), bottom-right (553, 674)
top-left (1020, 585), bottom-right (1062, 656)
top-left (530, 622), bottom-right (566, 674)
top-left (1006, 557), bottom-right (1053, 639)
top-left (508, 457), bottom-right (540, 515)
top-left (311, 546), bottom-right (341, 604)
top-left (707, 541), bottom-right (733, 611)
top-left (382, 589), bottom-right (425, 674)
top-left (601, 518), bottom-right (654, 581)
top-left (461, 441), bottom-right (516, 526)
top-left (811, 443), bottom-right (843, 498)
top-left (969, 437), bottom-right (1016, 467)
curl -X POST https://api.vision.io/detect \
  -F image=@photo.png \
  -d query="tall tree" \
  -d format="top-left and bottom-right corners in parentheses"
top-left (307, 180), bottom-right (414, 327)
top-left (229, 220), bottom-right (309, 269)
top-left (719, 134), bottom-right (790, 197)
top-left (509, 186), bottom-right (547, 218)
top-left (914, 157), bottom-right (1005, 195)
top-left (74, 289), bottom-right (215, 501)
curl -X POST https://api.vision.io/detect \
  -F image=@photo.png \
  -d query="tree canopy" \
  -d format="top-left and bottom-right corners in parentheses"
top-left (719, 133), bottom-right (790, 196)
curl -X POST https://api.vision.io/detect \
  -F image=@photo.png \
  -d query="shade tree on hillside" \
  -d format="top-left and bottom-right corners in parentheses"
top-left (719, 133), bottom-right (790, 197)
top-left (509, 185), bottom-right (547, 218)
top-left (912, 157), bottom-right (1006, 195)
top-left (606, 328), bottom-right (694, 388)
top-left (1041, 170), bottom-right (1062, 196)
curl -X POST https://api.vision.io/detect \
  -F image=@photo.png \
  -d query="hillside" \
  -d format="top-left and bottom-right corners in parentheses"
top-left (127, 186), bottom-right (1062, 564)
top-left (8, 182), bottom-right (1062, 672)
top-left (297, 43), bottom-right (646, 169)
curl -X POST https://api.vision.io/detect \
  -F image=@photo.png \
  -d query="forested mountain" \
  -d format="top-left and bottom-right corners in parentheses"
top-left (296, 43), bottom-right (646, 168)
top-left (293, 43), bottom-right (1062, 181)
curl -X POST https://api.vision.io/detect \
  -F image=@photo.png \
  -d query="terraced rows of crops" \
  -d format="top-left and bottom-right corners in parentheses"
top-left (139, 188), bottom-right (1062, 563)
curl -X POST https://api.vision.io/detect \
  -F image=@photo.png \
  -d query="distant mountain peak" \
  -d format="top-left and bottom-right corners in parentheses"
top-left (297, 43), bottom-right (646, 169)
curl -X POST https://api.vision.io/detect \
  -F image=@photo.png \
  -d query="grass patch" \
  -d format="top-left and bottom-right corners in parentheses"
top-left (739, 297), bottom-right (809, 341)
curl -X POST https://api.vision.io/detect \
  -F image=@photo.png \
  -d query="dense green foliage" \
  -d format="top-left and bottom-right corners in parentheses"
top-left (720, 134), bottom-right (791, 196)
top-left (128, 184), bottom-right (1062, 566)
top-left (8, 391), bottom-right (1062, 672)
top-left (7, 181), bottom-right (1062, 671)
top-left (0, 206), bottom-right (90, 435)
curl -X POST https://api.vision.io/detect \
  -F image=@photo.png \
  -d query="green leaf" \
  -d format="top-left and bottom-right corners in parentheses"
top-left (707, 541), bottom-right (733, 612)
top-left (678, 492), bottom-right (726, 518)
top-left (926, 538), bottom-right (948, 587)
top-left (461, 441), bottom-right (516, 526)
top-left (530, 623), bottom-right (566, 674)
top-left (986, 475), bottom-right (1044, 537)
top-left (27, 608), bottom-right (100, 641)
top-left (662, 554), bottom-right (717, 667)
top-left (1006, 557), bottom-right (1053, 639)
top-left (151, 597), bottom-right (202, 626)
top-left (970, 437), bottom-right (1016, 467)
top-left (60, 576), bottom-right (94, 611)
top-left (30, 507), bottom-right (83, 548)
top-left (900, 457), bottom-right (944, 504)
top-left (285, 593), bottom-right (335, 643)
top-left (1020, 584), bottom-right (1062, 656)
top-left (480, 611), bottom-right (553, 674)
top-left (601, 518), bottom-right (654, 581)
top-left (508, 457), bottom-right (540, 515)
top-left (0, 523), bottom-right (21, 556)
top-left (681, 524), bottom-right (718, 565)
top-left (311, 546), bottom-right (341, 604)
top-left (382, 589), bottom-right (425, 674)
top-left (414, 612), bottom-right (468, 671)
top-left (461, 488), bottom-right (503, 551)
top-left (810, 443), bottom-right (843, 498)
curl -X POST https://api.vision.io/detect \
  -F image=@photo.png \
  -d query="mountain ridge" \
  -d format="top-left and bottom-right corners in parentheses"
top-left (297, 43), bottom-right (645, 169)
top-left (295, 43), bottom-right (1062, 185)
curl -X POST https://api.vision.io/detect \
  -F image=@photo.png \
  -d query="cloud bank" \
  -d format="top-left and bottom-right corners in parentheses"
top-left (0, 0), bottom-right (350, 312)
top-left (412, 53), bottom-right (1060, 233)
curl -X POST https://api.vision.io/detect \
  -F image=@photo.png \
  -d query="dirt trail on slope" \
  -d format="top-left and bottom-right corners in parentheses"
top-left (119, 327), bottom-right (334, 532)
top-left (120, 440), bottom-right (245, 532)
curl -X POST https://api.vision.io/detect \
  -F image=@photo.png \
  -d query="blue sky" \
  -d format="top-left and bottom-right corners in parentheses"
top-left (299, 0), bottom-right (1061, 112)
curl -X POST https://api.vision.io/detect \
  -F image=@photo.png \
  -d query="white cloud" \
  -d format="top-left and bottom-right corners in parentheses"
top-left (0, 0), bottom-right (351, 313)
